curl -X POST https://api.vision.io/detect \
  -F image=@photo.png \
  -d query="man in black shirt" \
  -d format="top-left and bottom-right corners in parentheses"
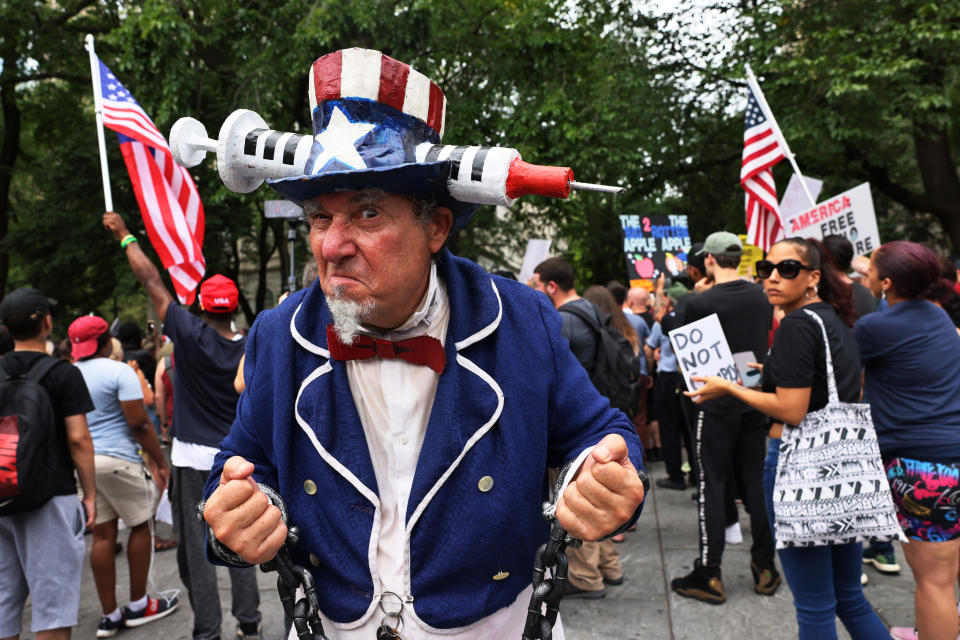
top-left (671, 232), bottom-right (779, 604)
top-left (0, 288), bottom-right (95, 640)
top-left (103, 213), bottom-right (262, 640)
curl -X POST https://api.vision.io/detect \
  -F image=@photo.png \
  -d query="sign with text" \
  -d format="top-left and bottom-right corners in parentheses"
top-left (619, 214), bottom-right (691, 286)
top-left (785, 183), bottom-right (880, 256)
top-left (737, 235), bottom-right (765, 279)
top-left (668, 314), bottom-right (738, 391)
top-left (517, 239), bottom-right (552, 286)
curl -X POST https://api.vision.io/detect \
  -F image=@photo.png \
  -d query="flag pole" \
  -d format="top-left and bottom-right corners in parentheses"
top-left (85, 34), bottom-right (114, 211)
top-left (745, 63), bottom-right (817, 208)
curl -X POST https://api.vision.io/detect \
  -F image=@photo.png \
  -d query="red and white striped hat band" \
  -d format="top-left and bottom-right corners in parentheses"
top-left (308, 48), bottom-right (447, 140)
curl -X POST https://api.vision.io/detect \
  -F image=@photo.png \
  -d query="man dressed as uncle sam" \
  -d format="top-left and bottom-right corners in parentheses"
top-left (199, 48), bottom-right (647, 639)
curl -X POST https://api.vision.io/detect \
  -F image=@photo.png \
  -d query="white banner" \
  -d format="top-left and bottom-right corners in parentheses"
top-left (518, 239), bottom-right (552, 286)
top-left (784, 182), bottom-right (880, 256)
top-left (668, 314), bottom-right (738, 392)
top-left (780, 174), bottom-right (824, 220)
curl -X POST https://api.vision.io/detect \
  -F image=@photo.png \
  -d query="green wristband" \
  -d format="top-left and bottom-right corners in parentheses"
top-left (120, 234), bottom-right (138, 249)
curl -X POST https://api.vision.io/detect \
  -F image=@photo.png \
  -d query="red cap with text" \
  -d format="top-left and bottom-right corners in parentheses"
top-left (199, 275), bottom-right (239, 313)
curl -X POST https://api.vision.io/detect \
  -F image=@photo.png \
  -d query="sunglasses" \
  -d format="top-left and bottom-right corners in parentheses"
top-left (755, 259), bottom-right (814, 279)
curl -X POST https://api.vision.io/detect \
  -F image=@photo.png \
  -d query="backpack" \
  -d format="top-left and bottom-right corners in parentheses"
top-left (0, 356), bottom-right (62, 513)
top-left (560, 303), bottom-right (645, 417)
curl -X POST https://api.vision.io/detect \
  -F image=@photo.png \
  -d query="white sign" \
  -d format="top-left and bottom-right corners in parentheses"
top-left (780, 174), bottom-right (824, 220)
top-left (518, 239), bottom-right (552, 286)
top-left (668, 314), bottom-right (739, 391)
top-left (785, 182), bottom-right (880, 256)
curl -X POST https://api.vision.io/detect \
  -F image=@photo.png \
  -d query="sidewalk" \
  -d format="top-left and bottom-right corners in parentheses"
top-left (19, 460), bottom-right (915, 640)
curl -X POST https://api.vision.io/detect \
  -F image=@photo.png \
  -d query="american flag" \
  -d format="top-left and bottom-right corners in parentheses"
top-left (741, 85), bottom-right (786, 252)
top-left (95, 56), bottom-right (205, 304)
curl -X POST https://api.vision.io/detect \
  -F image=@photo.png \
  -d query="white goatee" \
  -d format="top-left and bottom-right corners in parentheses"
top-left (326, 285), bottom-right (375, 345)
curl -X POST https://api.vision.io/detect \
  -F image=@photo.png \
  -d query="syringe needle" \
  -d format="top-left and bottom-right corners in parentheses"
top-left (569, 181), bottom-right (625, 194)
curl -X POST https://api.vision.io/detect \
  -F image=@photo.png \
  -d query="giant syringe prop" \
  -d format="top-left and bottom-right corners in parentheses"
top-left (169, 109), bottom-right (624, 206)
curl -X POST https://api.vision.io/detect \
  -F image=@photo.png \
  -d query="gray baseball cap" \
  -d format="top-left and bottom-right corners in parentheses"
top-left (696, 231), bottom-right (743, 257)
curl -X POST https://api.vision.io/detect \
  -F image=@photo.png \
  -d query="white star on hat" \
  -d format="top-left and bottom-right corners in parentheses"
top-left (309, 106), bottom-right (376, 173)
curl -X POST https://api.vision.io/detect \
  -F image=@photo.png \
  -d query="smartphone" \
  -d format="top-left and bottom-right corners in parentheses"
top-left (733, 351), bottom-right (762, 388)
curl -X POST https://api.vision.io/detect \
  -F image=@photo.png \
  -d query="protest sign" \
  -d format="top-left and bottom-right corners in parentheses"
top-left (517, 239), bottom-right (552, 286)
top-left (785, 183), bottom-right (880, 256)
top-left (619, 214), bottom-right (691, 288)
top-left (737, 235), bottom-right (765, 279)
top-left (668, 314), bottom-right (739, 391)
top-left (779, 174), bottom-right (823, 220)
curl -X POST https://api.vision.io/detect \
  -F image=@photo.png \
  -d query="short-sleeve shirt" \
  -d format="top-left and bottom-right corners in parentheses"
top-left (162, 303), bottom-right (245, 448)
top-left (679, 280), bottom-right (772, 414)
top-left (647, 314), bottom-right (679, 373)
top-left (75, 358), bottom-right (143, 463)
top-left (0, 352), bottom-right (93, 515)
top-left (854, 299), bottom-right (960, 461)
top-left (763, 303), bottom-right (861, 420)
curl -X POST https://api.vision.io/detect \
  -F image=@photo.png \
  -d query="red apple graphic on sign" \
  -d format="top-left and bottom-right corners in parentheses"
top-left (634, 257), bottom-right (655, 278)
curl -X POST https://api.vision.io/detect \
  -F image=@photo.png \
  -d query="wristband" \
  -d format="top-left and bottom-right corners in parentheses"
top-left (120, 234), bottom-right (138, 249)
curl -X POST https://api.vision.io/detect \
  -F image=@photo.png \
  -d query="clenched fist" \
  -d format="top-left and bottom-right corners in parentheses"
top-left (555, 434), bottom-right (645, 541)
top-left (203, 456), bottom-right (288, 564)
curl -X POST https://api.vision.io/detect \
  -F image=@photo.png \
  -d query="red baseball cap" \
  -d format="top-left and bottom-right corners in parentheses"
top-left (68, 315), bottom-right (109, 360)
top-left (199, 275), bottom-right (239, 313)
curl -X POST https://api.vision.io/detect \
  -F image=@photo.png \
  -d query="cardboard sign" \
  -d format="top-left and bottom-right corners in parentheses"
top-left (619, 214), bottom-right (691, 283)
top-left (785, 183), bottom-right (880, 256)
top-left (737, 235), bottom-right (765, 279)
top-left (668, 314), bottom-right (739, 391)
top-left (517, 239), bottom-right (552, 286)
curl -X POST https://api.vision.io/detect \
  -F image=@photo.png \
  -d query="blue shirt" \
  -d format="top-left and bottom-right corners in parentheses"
top-left (163, 303), bottom-right (245, 447)
top-left (75, 358), bottom-right (143, 463)
top-left (854, 299), bottom-right (960, 461)
top-left (624, 312), bottom-right (649, 375)
top-left (647, 318), bottom-right (678, 373)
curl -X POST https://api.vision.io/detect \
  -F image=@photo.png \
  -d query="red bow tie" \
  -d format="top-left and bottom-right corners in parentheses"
top-left (325, 324), bottom-right (446, 374)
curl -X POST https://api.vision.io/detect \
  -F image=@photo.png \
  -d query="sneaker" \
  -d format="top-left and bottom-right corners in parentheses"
top-left (237, 621), bottom-right (262, 640)
top-left (603, 575), bottom-right (624, 586)
top-left (862, 572), bottom-right (869, 585)
top-left (681, 461), bottom-right (692, 474)
top-left (671, 560), bottom-right (725, 604)
top-left (646, 447), bottom-right (663, 462)
top-left (725, 522), bottom-right (743, 545)
top-left (863, 547), bottom-right (901, 574)
top-left (888, 628), bottom-right (917, 640)
top-left (751, 560), bottom-right (781, 596)
top-left (96, 615), bottom-right (124, 638)
top-left (564, 582), bottom-right (606, 599)
top-left (123, 596), bottom-right (179, 628)
top-left (656, 477), bottom-right (686, 491)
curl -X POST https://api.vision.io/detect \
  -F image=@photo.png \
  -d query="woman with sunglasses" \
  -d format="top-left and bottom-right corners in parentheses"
top-left (856, 241), bottom-right (960, 640)
top-left (684, 237), bottom-right (888, 639)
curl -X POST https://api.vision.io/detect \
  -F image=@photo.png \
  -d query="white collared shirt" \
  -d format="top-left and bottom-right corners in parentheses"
top-left (317, 262), bottom-right (563, 639)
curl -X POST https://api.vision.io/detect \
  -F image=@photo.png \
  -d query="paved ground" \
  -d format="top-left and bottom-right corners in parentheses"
top-left (15, 457), bottom-right (917, 640)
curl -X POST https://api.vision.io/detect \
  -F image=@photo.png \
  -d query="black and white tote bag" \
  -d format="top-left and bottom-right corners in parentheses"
top-left (772, 309), bottom-right (905, 548)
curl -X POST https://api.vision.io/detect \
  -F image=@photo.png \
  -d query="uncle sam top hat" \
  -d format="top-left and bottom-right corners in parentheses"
top-left (268, 48), bottom-right (478, 227)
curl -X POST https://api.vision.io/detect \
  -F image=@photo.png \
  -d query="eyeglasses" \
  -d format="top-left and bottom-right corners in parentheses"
top-left (755, 259), bottom-right (814, 279)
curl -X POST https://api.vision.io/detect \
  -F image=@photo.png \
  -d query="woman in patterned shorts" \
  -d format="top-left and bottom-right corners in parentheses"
top-left (856, 241), bottom-right (960, 640)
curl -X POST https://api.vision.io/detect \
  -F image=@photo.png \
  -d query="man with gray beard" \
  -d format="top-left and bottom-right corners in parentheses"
top-left (198, 48), bottom-right (647, 639)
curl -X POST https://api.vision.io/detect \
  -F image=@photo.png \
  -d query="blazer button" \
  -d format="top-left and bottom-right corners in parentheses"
top-left (303, 479), bottom-right (317, 495)
top-left (493, 571), bottom-right (509, 581)
top-left (478, 476), bottom-right (494, 492)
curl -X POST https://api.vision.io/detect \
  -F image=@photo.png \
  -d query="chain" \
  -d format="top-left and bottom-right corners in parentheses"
top-left (198, 485), bottom-right (330, 640)
top-left (521, 520), bottom-right (580, 640)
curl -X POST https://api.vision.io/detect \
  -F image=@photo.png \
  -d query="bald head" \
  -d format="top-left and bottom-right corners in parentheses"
top-left (625, 287), bottom-right (650, 313)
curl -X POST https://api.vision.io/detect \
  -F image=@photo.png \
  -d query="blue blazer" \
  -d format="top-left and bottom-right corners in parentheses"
top-left (203, 249), bottom-right (644, 631)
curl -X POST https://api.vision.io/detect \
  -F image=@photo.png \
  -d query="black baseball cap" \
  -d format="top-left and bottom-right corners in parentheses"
top-left (0, 288), bottom-right (57, 324)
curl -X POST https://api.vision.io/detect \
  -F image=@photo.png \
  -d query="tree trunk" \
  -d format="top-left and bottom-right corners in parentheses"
top-left (914, 127), bottom-right (960, 252)
top-left (0, 81), bottom-right (21, 295)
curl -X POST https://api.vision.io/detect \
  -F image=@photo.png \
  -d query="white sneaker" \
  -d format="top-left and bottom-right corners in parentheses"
top-left (725, 522), bottom-right (743, 544)
top-left (861, 572), bottom-right (869, 585)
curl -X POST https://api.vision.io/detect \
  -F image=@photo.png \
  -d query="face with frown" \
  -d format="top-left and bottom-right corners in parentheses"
top-left (303, 189), bottom-right (453, 332)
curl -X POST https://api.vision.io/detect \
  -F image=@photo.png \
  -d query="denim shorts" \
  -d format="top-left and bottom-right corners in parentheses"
top-left (885, 456), bottom-right (960, 542)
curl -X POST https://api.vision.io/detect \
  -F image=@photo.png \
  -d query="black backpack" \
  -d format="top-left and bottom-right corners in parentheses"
top-left (560, 304), bottom-right (645, 417)
top-left (0, 356), bottom-right (62, 513)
